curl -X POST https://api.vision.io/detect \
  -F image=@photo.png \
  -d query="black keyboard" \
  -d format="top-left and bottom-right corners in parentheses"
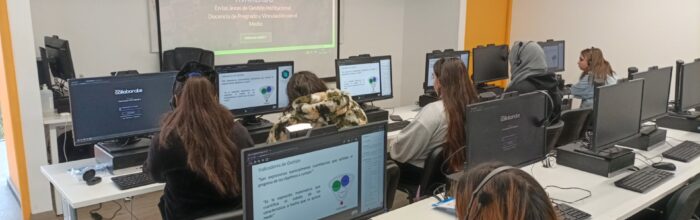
top-left (556, 203), bottom-right (591, 220)
top-left (614, 166), bottom-right (673, 193)
top-left (111, 172), bottom-right (156, 190)
top-left (662, 141), bottom-right (700, 162)
top-left (388, 120), bottom-right (410, 132)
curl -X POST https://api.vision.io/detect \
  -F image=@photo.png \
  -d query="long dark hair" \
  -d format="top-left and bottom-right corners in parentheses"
top-left (159, 71), bottom-right (240, 196)
top-left (580, 47), bottom-right (614, 84)
top-left (286, 71), bottom-right (328, 104)
top-left (435, 57), bottom-right (479, 172)
top-left (455, 162), bottom-right (558, 220)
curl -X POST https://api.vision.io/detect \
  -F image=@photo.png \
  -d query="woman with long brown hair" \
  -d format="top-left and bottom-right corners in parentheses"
top-left (455, 162), bottom-right (559, 220)
top-left (390, 57), bottom-right (478, 174)
top-left (144, 61), bottom-right (254, 219)
top-left (570, 47), bottom-right (618, 108)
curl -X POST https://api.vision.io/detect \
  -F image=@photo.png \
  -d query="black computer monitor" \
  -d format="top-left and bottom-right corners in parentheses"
top-left (590, 79), bottom-right (644, 151)
top-left (674, 60), bottom-right (700, 113)
top-left (464, 92), bottom-right (548, 170)
top-left (472, 45), bottom-right (509, 84)
top-left (215, 61), bottom-right (294, 117)
top-left (68, 72), bottom-right (176, 146)
top-left (241, 122), bottom-right (387, 220)
top-left (336, 55), bottom-right (393, 103)
top-left (44, 36), bottom-right (75, 80)
top-left (424, 50), bottom-right (470, 92)
top-left (37, 47), bottom-right (52, 88)
top-left (629, 66), bottom-right (672, 122)
top-left (537, 40), bottom-right (565, 73)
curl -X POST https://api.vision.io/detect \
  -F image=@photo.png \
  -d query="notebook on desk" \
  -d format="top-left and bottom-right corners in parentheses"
top-left (432, 197), bottom-right (456, 215)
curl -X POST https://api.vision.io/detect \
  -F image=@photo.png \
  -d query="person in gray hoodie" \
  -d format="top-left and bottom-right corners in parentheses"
top-left (507, 41), bottom-right (562, 124)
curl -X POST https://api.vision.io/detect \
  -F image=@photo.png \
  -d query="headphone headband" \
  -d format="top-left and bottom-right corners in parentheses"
top-left (465, 165), bottom-right (517, 220)
top-left (514, 41), bottom-right (532, 66)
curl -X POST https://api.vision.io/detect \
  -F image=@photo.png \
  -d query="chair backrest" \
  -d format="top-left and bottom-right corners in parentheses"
top-left (385, 160), bottom-right (400, 210)
top-left (196, 209), bottom-right (243, 220)
top-left (162, 47), bottom-right (215, 71)
top-left (419, 145), bottom-right (446, 194)
top-left (665, 181), bottom-right (700, 220)
top-left (556, 108), bottom-right (592, 146)
top-left (546, 120), bottom-right (565, 152)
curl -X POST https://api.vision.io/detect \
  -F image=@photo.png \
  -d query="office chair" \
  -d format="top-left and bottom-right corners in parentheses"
top-left (397, 146), bottom-right (446, 203)
top-left (545, 120), bottom-right (565, 152)
top-left (162, 47), bottom-right (215, 71)
top-left (664, 181), bottom-right (700, 220)
top-left (556, 108), bottom-right (593, 147)
top-left (195, 209), bottom-right (243, 220)
top-left (385, 160), bottom-right (400, 210)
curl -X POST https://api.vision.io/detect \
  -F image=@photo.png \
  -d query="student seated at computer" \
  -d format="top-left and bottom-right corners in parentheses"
top-left (267, 71), bottom-right (368, 143)
top-left (570, 47), bottom-right (618, 108)
top-left (507, 41), bottom-right (562, 123)
top-left (390, 58), bottom-right (479, 173)
top-left (143, 62), bottom-right (255, 220)
top-left (455, 162), bottom-right (558, 220)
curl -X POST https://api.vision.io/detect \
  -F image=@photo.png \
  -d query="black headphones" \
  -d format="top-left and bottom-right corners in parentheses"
top-left (464, 166), bottom-right (517, 220)
top-left (513, 41), bottom-right (533, 66)
top-left (170, 61), bottom-right (219, 109)
top-left (82, 169), bottom-right (101, 186)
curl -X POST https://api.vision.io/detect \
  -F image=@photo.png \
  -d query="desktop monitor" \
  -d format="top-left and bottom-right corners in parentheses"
top-left (241, 122), bottom-right (387, 220)
top-left (465, 92), bottom-right (548, 170)
top-left (336, 55), bottom-right (393, 103)
top-left (424, 50), bottom-right (470, 92)
top-left (629, 66), bottom-right (672, 122)
top-left (215, 61), bottom-right (294, 117)
top-left (37, 47), bottom-right (52, 88)
top-left (674, 60), bottom-right (700, 113)
top-left (44, 36), bottom-right (75, 80)
top-left (68, 72), bottom-right (176, 146)
top-left (472, 45), bottom-right (509, 84)
top-left (590, 79), bottom-right (644, 151)
top-left (537, 40), bottom-right (565, 73)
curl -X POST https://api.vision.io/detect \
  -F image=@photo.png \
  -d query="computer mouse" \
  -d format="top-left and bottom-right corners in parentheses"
top-left (389, 115), bottom-right (403, 122)
top-left (652, 162), bottom-right (676, 171)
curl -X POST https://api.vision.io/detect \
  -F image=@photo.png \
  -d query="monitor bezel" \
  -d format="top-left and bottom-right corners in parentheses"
top-left (68, 71), bottom-right (177, 146)
top-left (679, 61), bottom-right (700, 111)
top-left (472, 45), bottom-right (510, 84)
top-left (424, 50), bottom-right (470, 92)
top-left (335, 55), bottom-right (393, 103)
top-left (215, 61), bottom-right (294, 117)
top-left (629, 66), bottom-right (673, 122)
top-left (241, 122), bottom-right (388, 220)
top-left (591, 79), bottom-right (644, 151)
top-left (537, 40), bottom-right (566, 73)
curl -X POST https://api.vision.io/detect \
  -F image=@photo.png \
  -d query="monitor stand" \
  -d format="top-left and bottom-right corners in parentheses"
top-left (240, 115), bottom-right (273, 132)
top-left (476, 83), bottom-right (504, 95)
top-left (360, 102), bottom-right (380, 112)
top-left (618, 124), bottom-right (667, 151)
top-left (670, 111), bottom-right (700, 119)
top-left (96, 137), bottom-right (150, 153)
top-left (656, 112), bottom-right (700, 133)
top-left (418, 92), bottom-right (439, 107)
top-left (557, 142), bottom-right (635, 177)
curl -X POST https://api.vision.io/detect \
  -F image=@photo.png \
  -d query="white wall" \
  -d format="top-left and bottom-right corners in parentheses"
top-left (7, 0), bottom-right (52, 214)
top-left (511, 0), bottom-right (700, 100)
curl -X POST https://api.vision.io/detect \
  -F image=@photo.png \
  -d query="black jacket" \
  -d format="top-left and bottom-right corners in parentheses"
top-left (507, 73), bottom-right (562, 124)
top-left (144, 122), bottom-right (254, 220)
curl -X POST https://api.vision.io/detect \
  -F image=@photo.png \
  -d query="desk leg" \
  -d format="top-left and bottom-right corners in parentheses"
top-left (48, 125), bottom-right (64, 215)
top-left (61, 197), bottom-right (77, 220)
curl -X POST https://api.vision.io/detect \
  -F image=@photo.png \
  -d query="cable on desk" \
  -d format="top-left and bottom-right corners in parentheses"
top-left (432, 184), bottom-right (447, 202)
top-left (667, 136), bottom-right (685, 143)
top-left (439, 146), bottom-right (466, 177)
top-left (544, 185), bottom-right (592, 204)
top-left (62, 120), bottom-right (69, 163)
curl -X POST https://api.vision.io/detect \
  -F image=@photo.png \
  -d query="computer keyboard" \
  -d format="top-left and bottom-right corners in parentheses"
top-left (388, 120), bottom-right (410, 132)
top-left (111, 172), bottom-right (155, 190)
top-left (662, 141), bottom-right (700, 162)
top-left (614, 166), bottom-right (673, 193)
top-left (555, 203), bottom-right (591, 220)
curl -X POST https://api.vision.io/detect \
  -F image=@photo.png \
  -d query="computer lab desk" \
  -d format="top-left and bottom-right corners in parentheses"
top-left (374, 127), bottom-right (700, 220)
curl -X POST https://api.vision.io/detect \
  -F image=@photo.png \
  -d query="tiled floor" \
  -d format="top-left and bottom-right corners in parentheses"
top-left (0, 140), bottom-right (22, 220)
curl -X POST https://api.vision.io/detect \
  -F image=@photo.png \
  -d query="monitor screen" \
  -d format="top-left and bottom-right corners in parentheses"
top-left (68, 72), bottom-right (176, 146)
top-left (425, 51), bottom-right (470, 91)
top-left (44, 36), bottom-right (75, 80)
top-left (592, 79), bottom-right (644, 151)
top-left (465, 92), bottom-right (547, 170)
top-left (472, 45), bottom-right (509, 84)
top-left (538, 40), bottom-right (565, 73)
top-left (680, 61), bottom-right (700, 111)
top-left (216, 61), bottom-right (294, 117)
top-left (630, 67), bottom-right (672, 121)
top-left (336, 56), bottom-right (392, 102)
top-left (242, 122), bottom-right (387, 220)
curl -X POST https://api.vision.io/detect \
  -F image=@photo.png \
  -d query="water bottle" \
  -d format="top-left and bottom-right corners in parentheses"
top-left (40, 84), bottom-right (54, 115)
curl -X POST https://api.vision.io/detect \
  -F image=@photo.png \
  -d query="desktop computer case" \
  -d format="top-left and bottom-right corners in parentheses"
top-left (94, 143), bottom-right (149, 175)
top-left (618, 129), bottom-right (667, 151)
top-left (656, 115), bottom-right (700, 133)
top-left (557, 143), bottom-right (635, 177)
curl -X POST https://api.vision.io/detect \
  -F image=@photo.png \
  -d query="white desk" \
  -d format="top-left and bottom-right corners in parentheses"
top-left (374, 128), bottom-right (700, 220)
top-left (40, 158), bottom-right (164, 220)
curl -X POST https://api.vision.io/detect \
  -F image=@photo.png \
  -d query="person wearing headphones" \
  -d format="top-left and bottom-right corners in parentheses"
top-left (455, 162), bottom-right (559, 220)
top-left (267, 71), bottom-right (367, 143)
top-left (570, 47), bottom-right (618, 108)
top-left (144, 62), bottom-right (254, 219)
top-left (390, 57), bottom-right (479, 177)
top-left (507, 41), bottom-right (562, 123)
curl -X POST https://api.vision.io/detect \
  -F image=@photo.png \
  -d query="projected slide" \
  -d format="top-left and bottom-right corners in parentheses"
top-left (339, 63), bottom-right (381, 97)
top-left (219, 69), bottom-right (278, 110)
top-left (251, 142), bottom-right (359, 220)
top-left (159, 0), bottom-right (335, 55)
